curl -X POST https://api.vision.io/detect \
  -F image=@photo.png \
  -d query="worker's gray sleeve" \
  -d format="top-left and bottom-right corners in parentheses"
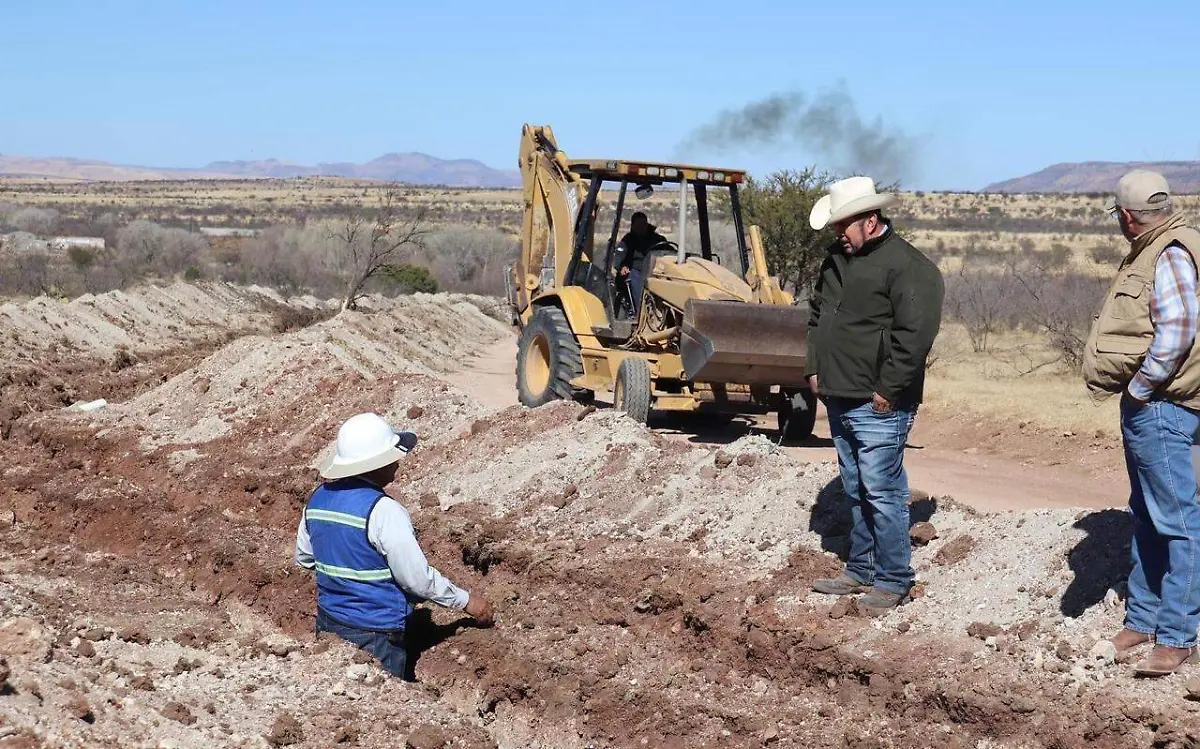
top-left (295, 515), bottom-right (315, 569)
top-left (368, 498), bottom-right (470, 610)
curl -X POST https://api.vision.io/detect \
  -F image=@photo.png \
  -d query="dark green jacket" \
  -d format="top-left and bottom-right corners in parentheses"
top-left (805, 226), bottom-right (944, 405)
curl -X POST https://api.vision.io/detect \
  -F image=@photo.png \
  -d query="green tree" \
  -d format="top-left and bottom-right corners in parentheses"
top-left (735, 168), bottom-right (835, 293)
top-left (381, 263), bottom-right (439, 294)
top-left (67, 246), bottom-right (97, 269)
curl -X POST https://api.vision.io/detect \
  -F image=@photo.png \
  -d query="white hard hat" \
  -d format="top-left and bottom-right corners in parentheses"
top-left (319, 413), bottom-right (417, 480)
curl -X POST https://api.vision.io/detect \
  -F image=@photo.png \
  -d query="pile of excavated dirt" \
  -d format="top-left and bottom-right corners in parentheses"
top-left (0, 282), bottom-right (322, 358)
top-left (1, 284), bottom-right (1198, 748)
top-left (0, 282), bottom-right (330, 439)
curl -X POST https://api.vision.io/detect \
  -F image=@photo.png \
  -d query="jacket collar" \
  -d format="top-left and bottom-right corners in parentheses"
top-left (1127, 213), bottom-right (1187, 264)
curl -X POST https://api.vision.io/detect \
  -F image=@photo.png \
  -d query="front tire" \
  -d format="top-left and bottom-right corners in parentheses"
top-left (516, 307), bottom-right (591, 407)
top-left (614, 357), bottom-right (652, 424)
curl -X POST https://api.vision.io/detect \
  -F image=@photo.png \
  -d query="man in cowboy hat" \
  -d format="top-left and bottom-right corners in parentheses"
top-left (1084, 170), bottom-right (1200, 677)
top-left (295, 412), bottom-right (493, 679)
top-left (805, 176), bottom-right (943, 614)
top-left (616, 211), bottom-right (670, 315)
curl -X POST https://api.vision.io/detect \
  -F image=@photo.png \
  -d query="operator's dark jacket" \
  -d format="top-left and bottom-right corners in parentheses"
top-left (805, 225), bottom-right (944, 405)
top-left (618, 230), bottom-right (670, 271)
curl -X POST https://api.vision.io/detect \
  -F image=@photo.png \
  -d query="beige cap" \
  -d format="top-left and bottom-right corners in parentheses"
top-left (1108, 169), bottom-right (1172, 212)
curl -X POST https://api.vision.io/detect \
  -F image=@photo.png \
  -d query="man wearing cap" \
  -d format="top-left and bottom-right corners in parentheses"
top-left (1084, 170), bottom-right (1200, 676)
top-left (616, 211), bottom-right (670, 315)
top-left (805, 176), bottom-right (944, 614)
top-left (295, 412), bottom-right (493, 679)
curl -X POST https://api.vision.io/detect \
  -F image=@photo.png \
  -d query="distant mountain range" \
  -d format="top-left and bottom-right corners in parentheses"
top-left (0, 152), bottom-right (520, 188)
top-left (985, 161), bottom-right (1200, 194)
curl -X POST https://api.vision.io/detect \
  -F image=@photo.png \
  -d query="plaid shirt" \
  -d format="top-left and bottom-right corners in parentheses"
top-left (1129, 243), bottom-right (1200, 401)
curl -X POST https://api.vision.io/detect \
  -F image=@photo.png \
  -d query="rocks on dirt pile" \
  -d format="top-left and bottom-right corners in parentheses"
top-left (0, 544), bottom-right (512, 748)
top-left (88, 292), bottom-right (511, 447)
top-left (0, 282), bottom-right (332, 438)
top-left (0, 282), bottom-right (322, 359)
top-left (0, 284), bottom-right (1195, 747)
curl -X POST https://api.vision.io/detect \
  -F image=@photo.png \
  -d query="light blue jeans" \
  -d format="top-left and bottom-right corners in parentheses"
top-left (825, 397), bottom-right (917, 595)
top-left (1122, 397), bottom-right (1200, 649)
top-left (628, 268), bottom-right (645, 315)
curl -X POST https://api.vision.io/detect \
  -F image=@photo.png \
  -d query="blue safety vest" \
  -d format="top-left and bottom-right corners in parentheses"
top-left (305, 478), bottom-right (412, 631)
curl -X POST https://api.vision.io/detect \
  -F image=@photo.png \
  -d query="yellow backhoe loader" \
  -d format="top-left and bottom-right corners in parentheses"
top-left (506, 124), bottom-right (816, 439)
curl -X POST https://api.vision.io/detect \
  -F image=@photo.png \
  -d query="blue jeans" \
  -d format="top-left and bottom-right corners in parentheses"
top-left (1122, 398), bottom-right (1200, 649)
top-left (628, 268), bottom-right (645, 314)
top-left (825, 397), bottom-right (917, 595)
top-left (316, 608), bottom-right (410, 679)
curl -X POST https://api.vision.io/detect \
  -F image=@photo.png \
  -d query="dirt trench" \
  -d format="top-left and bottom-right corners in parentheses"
top-left (0, 392), bottom-right (1176, 748)
top-left (0, 287), bottom-right (1196, 748)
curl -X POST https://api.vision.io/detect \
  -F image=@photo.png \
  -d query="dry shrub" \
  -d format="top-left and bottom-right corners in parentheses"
top-left (7, 207), bottom-right (60, 235)
top-left (419, 226), bottom-right (517, 295)
top-left (116, 221), bottom-right (208, 277)
top-left (944, 255), bottom-right (1108, 370)
top-left (943, 262), bottom-right (1023, 353)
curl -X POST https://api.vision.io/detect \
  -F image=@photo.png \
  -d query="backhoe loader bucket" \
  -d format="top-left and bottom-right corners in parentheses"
top-left (680, 300), bottom-right (809, 386)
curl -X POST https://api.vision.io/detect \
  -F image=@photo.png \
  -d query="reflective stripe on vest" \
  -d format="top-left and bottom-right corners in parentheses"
top-left (313, 561), bottom-right (391, 581)
top-left (306, 508), bottom-right (367, 529)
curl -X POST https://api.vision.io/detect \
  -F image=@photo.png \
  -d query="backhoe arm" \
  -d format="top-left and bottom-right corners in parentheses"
top-left (513, 125), bottom-right (588, 317)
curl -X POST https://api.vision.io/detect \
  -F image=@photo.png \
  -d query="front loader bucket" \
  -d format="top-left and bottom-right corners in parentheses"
top-left (680, 300), bottom-right (809, 386)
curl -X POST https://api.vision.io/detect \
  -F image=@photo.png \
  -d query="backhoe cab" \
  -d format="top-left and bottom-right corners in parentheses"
top-left (507, 124), bottom-right (815, 439)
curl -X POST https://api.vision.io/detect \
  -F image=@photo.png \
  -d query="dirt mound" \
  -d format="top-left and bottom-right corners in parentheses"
top-left (0, 282), bottom-right (322, 358)
top-left (0, 282), bottom-right (331, 438)
top-left (89, 292), bottom-right (511, 447)
top-left (0, 284), bottom-right (1195, 747)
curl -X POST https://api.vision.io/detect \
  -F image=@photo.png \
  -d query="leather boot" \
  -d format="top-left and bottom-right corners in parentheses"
top-left (1133, 645), bottom-right (1199, 677)
top-left (812, 573), bottom-right (870, 596)
top-left (1110, 628), bottom-right (1153, 662)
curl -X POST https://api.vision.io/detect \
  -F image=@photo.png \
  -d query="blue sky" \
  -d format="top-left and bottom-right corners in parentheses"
top-left (2, 0), bottom-right (1198, 190)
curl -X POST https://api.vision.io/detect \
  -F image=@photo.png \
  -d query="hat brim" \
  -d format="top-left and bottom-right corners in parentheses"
top-left (318, 430), bottom-right (417, 480)
top-left (809, 193), bottom-right (899, 231)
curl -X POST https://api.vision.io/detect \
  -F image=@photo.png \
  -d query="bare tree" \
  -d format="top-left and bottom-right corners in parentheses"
top-left (1012, 261), bottom-right (1107, 371)
top-left (421, 225), bottom-right (516, 294)
top-left (329, 188), bottom-right (426, 311)
top-left (115, 220), bottom-right (207, 278)
top-left (943, 258), bottom-right (1023, 353)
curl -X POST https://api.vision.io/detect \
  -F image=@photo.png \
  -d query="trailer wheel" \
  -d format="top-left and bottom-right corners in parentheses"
top-left (778, 388), bottom-right (817, 441)
top-left (516, 307), bottom-right (592, 407)
top-left (614, 357), bottom-right (652, 424)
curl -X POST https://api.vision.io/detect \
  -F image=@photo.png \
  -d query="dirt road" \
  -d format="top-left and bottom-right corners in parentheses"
top-left (453, 335), bottom-right (1128, 513)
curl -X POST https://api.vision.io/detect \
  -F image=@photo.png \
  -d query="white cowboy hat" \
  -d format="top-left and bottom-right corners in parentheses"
top-left (809, 176), bottom-right (899, 231)
top-left (319, 412), bottom-right (418, 480)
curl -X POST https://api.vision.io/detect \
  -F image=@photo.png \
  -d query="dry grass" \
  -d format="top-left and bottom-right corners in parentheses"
top-left (925, 324), bottom-right (1118, 437)
top-left (4, 177), bottom-right (1196, 438)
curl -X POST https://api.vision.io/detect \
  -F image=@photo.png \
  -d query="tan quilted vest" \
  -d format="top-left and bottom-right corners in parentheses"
top-left (1083, 214), bottom-right (1200, 405)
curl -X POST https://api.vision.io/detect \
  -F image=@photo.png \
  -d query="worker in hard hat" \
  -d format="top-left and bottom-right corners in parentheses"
top-left (295, 412), bottom-right (493, 679)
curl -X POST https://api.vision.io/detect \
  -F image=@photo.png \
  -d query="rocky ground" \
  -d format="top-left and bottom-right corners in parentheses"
top-left (1, 283), bottom-right (1199, 748)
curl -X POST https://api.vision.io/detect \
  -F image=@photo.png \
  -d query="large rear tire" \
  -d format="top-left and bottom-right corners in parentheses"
top-left (778, 388), bottom-right (817, 441)
top-left (516, 307), bottom-right (592, 407)
top-left (614, 357), bottom-right (652, 424)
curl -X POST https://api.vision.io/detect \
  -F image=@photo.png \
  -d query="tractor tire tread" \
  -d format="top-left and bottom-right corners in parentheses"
top-left (516, 307), bottom-right (592, 407)
top-left (615, 357), bottom-right (652, 424)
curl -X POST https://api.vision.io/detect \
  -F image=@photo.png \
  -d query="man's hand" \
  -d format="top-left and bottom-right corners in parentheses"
top-left (464, 593), bottom-right (494, 627)
top-left (619, 266), bottom-right (630, 277)
top-left (871, 392), bottom-right (893, 414)
top-left (1123, 389), bottom-right (1149, 409)
top-left (807, 375), bottom-right (819, 397)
